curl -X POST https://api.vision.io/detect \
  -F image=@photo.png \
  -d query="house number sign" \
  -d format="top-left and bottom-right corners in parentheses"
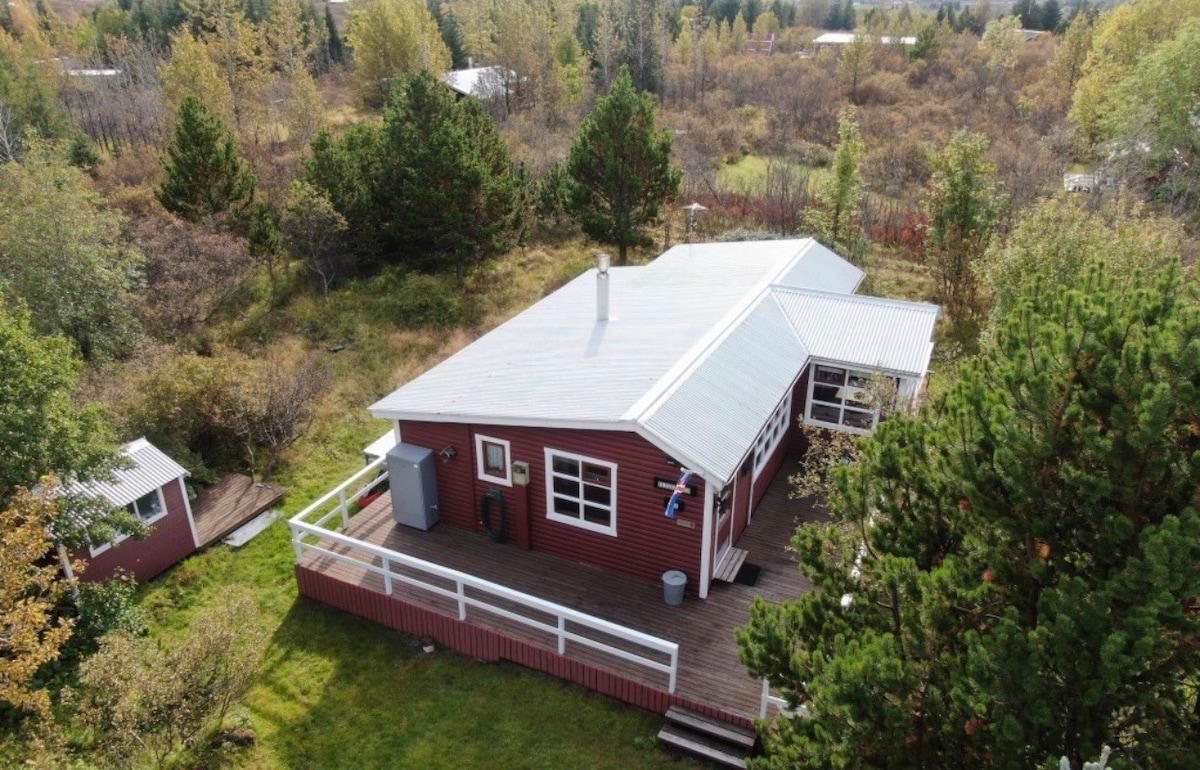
top-left (653, 477), bottom-right (695, 495)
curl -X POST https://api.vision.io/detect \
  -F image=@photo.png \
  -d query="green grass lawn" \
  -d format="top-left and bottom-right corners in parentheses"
top-left (140, 469), bottom-right (696, 769)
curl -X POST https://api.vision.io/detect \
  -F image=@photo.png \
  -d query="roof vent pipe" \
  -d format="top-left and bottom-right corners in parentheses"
top-left (596, 253), bottom-right (611, 322)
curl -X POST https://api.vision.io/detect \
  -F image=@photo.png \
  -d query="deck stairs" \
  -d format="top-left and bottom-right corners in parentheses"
top-left (657, 705), bottom-right (757, 768)
top-left (713, 547), bottom-right (749, 583)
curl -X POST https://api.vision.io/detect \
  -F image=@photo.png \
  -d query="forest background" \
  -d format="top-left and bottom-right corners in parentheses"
top-left (1, 0), bottom-right (1198, 767)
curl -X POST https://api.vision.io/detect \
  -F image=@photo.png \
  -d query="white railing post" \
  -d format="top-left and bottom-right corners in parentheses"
top-left (456, 579), bottom-right (467, 621)
top-left (338, 488), bottom-right (348, 528)
top-left (382, 555), bottom-right (392, 595)
top-left (760, 679), bottom-right (770, 719)
top-left (557, 616), bottom-right (566, 655)
top-left (290, 523), bottom-right (304, 562)
top-left (668, 649), bottom-right (678, 694)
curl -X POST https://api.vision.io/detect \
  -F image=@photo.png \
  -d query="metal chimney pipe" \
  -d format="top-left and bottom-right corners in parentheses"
top-left (596, 253), bottom-right (611, 322)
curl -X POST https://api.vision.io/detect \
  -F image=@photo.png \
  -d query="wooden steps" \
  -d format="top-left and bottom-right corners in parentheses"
top-left (658, 705), bottom-right (756, 768)
top-left (713, 547), bottom-right (749, 583)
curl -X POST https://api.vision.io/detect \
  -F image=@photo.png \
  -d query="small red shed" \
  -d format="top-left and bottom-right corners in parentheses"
top-left (369, 239), bottom-right (939, 598)
top-left (68, 437), bottom-right (199, 582)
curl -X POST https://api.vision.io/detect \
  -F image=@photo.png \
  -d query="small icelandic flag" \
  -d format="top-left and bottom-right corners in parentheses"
top-left (665, 470), bottom-right (693, 518)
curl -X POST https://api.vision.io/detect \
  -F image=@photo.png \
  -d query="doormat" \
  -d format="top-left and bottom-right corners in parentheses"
top-left (734, 562), bottom-right (762, 587)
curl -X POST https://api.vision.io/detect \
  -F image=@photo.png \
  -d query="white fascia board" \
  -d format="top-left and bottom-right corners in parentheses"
top-left (807, 356), bottom-right (922, 380)
top-left (622, 239), bottom-right (819, 424)
top-left (367, 410), bottom-right (637, 434)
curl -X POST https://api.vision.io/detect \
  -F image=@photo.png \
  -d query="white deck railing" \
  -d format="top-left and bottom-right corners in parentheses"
top-left (759, 678), bottom-right (812, 719)
top-left (288, 460), bottom-right (680, 693)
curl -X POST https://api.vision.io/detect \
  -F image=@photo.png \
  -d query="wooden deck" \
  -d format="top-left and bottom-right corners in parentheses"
top-left (298, 464), bottom-right (827, 722)
top-left (192, 474), bottom-right (286, 547)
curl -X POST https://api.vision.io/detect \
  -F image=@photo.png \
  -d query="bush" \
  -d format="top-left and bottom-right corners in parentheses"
top-left (73, 594), bottom-right (266, 769)
top-left (793, 140), bottom-right (832, 168)
top-left (372, 270), bottom-right (465, 328)
top-left (62, 571), bottom-right (147, 664)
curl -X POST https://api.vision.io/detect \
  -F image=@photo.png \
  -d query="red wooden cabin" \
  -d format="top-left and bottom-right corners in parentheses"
top-left (369, 239), bottom-right (939, 599)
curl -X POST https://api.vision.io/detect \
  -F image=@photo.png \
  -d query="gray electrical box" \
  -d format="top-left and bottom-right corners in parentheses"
top-left (386, 443), bottom-right (439, 531)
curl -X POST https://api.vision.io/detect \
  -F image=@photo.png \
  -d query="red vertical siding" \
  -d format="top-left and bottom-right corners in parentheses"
top-left (397, 422), bottom-right (706, 594)
top-left (788, 368), bottom-right (812, 454)
top-left (75, 477), bottom-right (197, 583)
top-left (395, 421), bottom-right (476, 532)
top-left (732, 462), bottom-right (751, 543)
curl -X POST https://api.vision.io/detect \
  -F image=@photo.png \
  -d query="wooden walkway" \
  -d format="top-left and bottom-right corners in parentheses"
top-left (193, 474), bottom-right (286, 547)
top-left (299, 463), bottom-right (828, 722)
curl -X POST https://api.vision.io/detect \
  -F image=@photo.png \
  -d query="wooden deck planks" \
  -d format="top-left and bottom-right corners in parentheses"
top-left (298, 458), bottom-right (828, 721)
top-left (192, 475), bottom-right (286, 547)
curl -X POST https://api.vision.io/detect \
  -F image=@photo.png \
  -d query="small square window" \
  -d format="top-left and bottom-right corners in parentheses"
top-left (475, 435), bottom-right (512, 486)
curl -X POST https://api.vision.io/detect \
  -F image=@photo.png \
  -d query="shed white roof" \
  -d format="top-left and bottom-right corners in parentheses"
top-left (441, 66), bottom-right (511, 99)
top-left (813, 32), bottom-right (917, 45)
top-left (371, 238), bottom-right (938, 482)
top-left (67, 437), bottom-right (188, 508)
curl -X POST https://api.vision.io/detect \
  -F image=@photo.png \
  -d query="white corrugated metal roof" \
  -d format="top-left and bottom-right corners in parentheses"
top-left (441, 67), bottom-right (511, 99)
top-left (771, 287), bottom-right (940, 376)
top-left (370, 240), bottom-right (837, 427)
top-left (370, 238), bottom-right (939, 482)
top-left (67, 437), bottom-right (188, 507)
top-left (641, 297), bottom-right (809, 483)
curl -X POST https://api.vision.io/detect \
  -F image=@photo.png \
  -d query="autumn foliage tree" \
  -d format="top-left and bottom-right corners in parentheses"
top-left (740, 259), bottom-right (1200, 769)
top-left (923, 130), bottom-right (1002, 324)
top-left (0, 483), bottom-right (74, 720)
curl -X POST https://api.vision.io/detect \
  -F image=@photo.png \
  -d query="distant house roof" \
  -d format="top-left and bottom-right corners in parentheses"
top-left (371, 239), bottom-right (939, 483)
top-left (813, 32), bottom-right (917, 45)
top-left (441, 66), bottom-right (512, 99)
top-left (67, 438), bottom-right (188, 508)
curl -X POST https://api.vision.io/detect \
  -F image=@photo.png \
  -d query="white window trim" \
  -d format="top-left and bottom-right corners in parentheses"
top-left (804, 362), bottom-right (889, 436)
top-left (543, 448), bottom-right (618, 537)
top-left (475, 434), bottom-right (512, 487)
top-left (88, 487), bottom-right (169, 557)
top-left (752, 392), bottom-right (793, 480)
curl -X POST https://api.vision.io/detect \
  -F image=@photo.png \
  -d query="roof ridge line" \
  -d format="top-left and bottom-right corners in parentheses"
top-left (624, 240), bottom-right (819, 427)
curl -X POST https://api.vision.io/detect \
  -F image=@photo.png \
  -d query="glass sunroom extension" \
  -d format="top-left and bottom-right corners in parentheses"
top-left (804, 363), bottom-right (903, 434)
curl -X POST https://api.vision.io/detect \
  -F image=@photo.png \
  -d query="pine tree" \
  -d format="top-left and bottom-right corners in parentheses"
top-left (324, 5), bottom-right (345, 66)
top-left (157, 95), bottom-right (256, 224)
top-left (739, 261), bottom-right (1200, 769)
top-left (565, 66), bottom-right (681, 264)
top-left (376, 70), bottom-right (525, 278)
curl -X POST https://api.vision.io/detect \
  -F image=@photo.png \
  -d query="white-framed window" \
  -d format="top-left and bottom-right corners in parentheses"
top-left (475, 434), bottom-right (512, 486)
top-left (89, 488), bottom-right (167, 557)
top-left (752, 392), bottom-right (793, 480)
top-left (544, 448), bottom-right (617, 536)
top-left (805, 364), bottom-right (897, 435)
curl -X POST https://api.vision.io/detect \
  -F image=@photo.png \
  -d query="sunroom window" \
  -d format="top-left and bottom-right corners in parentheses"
top-left (805, 364), bottom-right (897, 435)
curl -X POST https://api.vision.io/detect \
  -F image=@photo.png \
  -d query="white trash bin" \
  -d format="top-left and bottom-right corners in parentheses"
top-left (662, 570), bottom-right (687, 606)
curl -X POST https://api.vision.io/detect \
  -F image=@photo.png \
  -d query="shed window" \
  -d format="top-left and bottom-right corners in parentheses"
top-left (544, 448), bottom-right (617, 536)
top-left (475, 435), bottom-right (512, 486)
top-left (805, 364), bottom-right (899, 435)
top-left (90, 488), bottom-right (167, 557)
top-left (128, 490), bottom-right (164, 523)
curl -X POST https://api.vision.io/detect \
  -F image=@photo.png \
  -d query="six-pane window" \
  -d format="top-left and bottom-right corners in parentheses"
top-left (545, 449), bottom-right (617, 535)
